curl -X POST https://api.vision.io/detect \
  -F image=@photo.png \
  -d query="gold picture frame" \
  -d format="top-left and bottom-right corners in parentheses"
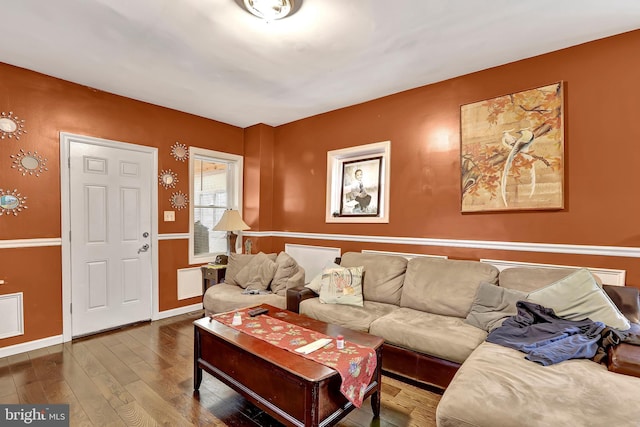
top-left (460, 82), bottom-right (564, 212)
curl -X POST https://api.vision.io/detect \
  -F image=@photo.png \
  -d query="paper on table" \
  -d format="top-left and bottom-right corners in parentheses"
top-left (294, 338), bottom-right (333, 354)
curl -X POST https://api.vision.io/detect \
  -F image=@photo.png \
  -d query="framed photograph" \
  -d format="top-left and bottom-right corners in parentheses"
top-left (339, 156), bottom-right (382, 217)
top-left (460, 82), bottom-right (564, 212)
top-left (326, 141), bottom-right (390, 223)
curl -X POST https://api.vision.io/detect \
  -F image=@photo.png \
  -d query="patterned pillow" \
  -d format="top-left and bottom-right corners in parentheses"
top-left (305, 263), bottom-right (341, 293)
top-left (319, 266), bottom-right (364, 307)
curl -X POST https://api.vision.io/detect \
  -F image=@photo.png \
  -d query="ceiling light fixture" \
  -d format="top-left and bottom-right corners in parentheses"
top-left (239, 0), bottom-right (301, 21)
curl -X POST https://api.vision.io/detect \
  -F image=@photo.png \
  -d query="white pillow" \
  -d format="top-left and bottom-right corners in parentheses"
top-left (526, 268), bottom-right (630, 331)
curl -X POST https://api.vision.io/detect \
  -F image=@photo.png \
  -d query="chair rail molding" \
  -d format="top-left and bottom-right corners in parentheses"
top-left (242, 231), bottom-right (640, 258)
top-left (0, 238), bottom-right (62, 249)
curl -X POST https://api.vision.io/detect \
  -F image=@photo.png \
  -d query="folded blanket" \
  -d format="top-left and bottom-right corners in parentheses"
top-left (487, 300), bottom-right (605, 365)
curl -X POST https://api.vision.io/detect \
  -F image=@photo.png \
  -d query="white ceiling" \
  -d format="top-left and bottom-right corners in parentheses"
top-left (2, 0), bottom-right (639, 128)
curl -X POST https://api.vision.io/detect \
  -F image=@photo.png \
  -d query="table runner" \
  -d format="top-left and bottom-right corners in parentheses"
top-left (212, 308), bottom-right (377, 408)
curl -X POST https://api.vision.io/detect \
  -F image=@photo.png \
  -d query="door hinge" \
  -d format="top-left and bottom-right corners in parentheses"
top-left (70, 303), bottom-right (72, 314)
top-left (69, 230), bottom-right (71, 241)
top-left (68, 156), bottom-right (71, 168)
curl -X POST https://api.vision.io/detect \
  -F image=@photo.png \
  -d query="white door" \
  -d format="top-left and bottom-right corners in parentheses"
top-left (69, 140), bottom-right (153, 337)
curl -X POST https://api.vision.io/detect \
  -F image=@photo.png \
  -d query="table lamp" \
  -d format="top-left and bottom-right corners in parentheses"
top-left (212, 209), bottom-right (250, 255)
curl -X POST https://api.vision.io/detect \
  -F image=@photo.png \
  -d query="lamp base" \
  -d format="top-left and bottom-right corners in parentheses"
top-left (228, 231), bottom-right (239, 255)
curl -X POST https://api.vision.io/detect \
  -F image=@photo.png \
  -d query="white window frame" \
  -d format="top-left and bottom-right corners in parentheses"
top-left (189, 147), bottom-right (243, 265)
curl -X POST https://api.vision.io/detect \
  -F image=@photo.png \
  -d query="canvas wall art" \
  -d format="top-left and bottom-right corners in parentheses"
top-left (460, 82), bottom-right (564, 212)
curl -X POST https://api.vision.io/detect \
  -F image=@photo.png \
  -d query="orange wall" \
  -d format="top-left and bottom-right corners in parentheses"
top-left (0, 63), bottom-right (243, 348)
top-left (2, 30), bottom-right (640, 351)
top-left (269, 30), bottom-right (640, 284)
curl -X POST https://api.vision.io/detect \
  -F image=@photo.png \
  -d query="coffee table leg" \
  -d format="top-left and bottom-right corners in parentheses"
top-left (194, 327), bottom-right (203, 390)
top-left (371, 390), bottom-right (380, 417)
top-left (371, 349), bottom-right (382, 417)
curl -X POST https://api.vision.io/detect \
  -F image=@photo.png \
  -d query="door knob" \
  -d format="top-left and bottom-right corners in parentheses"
top-left (138, 244), bottom-right (150, 253)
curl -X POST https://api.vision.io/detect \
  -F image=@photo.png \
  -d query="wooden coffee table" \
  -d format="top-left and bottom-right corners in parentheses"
top-left (194, 304), bottom-right (384, 427)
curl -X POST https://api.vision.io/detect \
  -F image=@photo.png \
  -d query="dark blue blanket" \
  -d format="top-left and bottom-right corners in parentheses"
top-left (486, 300), bottom-right (605, 366)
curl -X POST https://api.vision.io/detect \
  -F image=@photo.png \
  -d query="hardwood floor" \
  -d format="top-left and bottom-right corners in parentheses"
top-left (0, 311), bottom-right (442, 426)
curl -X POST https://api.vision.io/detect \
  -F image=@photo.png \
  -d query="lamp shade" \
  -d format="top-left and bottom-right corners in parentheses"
top-left (212, 209), bottom-right (250, 232)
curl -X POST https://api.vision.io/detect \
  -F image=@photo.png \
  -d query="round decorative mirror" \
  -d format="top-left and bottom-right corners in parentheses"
top-left (170, 191), bottom-right (189, 210)
top-left (170, 141), bottom-right (189, 162)
top-left (0, 189), bottom-right (28, 216)
top-left (0, 111), bottom-right (26, 140)
top-left (10, 149), bottom-right (48, 176)
top-left (158, 169), bottom-right (178, 189)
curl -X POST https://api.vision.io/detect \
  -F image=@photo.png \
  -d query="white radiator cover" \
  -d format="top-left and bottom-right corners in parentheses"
top-left (0, 292), bottom-right (24, 339)
top-left (285, 243), bottom-right (341, 283)
top-left (177, 267), bottom-right (203, 300)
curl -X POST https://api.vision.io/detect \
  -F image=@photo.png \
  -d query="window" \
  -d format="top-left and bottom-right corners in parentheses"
top-left (189, 147), bottom-right (243, 264)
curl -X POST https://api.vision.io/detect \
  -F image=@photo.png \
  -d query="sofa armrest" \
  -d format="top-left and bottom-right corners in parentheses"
top-left (286, 286), bottom-right (317, 313)
top-left (608, 343), bottom-right (640, 378)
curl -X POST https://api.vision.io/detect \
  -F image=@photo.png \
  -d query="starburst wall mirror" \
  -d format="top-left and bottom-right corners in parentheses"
top-left (170, 142), bottom-right (189, 162)
top-left (159, 169), bottom-right (178, 189)
top-left (170, 191), bottom-right (189, 210)
top-left (0, 189), bottom-right (28, 216)
top-left (11, 149), bottom-right (48, 176)
top-left (0, 111), bottom-right (27, 140)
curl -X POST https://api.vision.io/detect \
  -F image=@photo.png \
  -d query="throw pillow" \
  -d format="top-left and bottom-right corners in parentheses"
top-left (319, 266), bottom-right (364, 307)
top-left (234, 252), bottom-right (277, 291)
top-left (225, 252), bottom-right (277, 286)
top-left (271, 252), bottom-right (306, 296)
top-left (526, 268), bottom-right (630, 331)
top-left (305, 262), bottom-right (341, 293)
top-left (465, 282), bottom-right (528, 332)
top-left (224, 253), bottom-right (255, 286)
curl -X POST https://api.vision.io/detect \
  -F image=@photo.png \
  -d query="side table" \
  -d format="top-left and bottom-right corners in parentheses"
top-left (201, 265), bottom-right (226, 295)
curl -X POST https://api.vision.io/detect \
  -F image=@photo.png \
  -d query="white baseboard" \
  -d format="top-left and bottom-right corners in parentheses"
top-left (155, 302), bottom-right (203, 320)
top-left (0, 335), bottom-right (64, 358)
top-left (0, 304), bottom-right (204, 358)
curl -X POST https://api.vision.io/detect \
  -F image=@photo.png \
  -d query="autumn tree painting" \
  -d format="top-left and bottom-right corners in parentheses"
top-left (460, 82), bottom-right (564, 212)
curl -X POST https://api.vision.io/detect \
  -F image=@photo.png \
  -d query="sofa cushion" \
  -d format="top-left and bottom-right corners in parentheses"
top-left (270, 252), bottom-right (306, 296)
top-left (401, 258), bottom-right (499, 318)
top-left (234, 252), bottom-right (278, 291)
top-left (604, 285), bottom-right (640, 324)
top-left (465, 282), bottom-right (528, 332)
top-left (299, 298), bottom-right (398, 332)
top-left (319, 266), bottom-right (364, 307)
top-left (436, 341), bottom-right (640, 427)
top-left (225, 252), bottom-right (277, 286)
top-left (369, 307), bottom-right (487, 364)
top-left (526, 268), bottom-right (630, 331)
top-left (498, 266), bottom-right (582, 292)
top-left (340, 252), bottom-right (407, 305)
top-left (202, 283), bottom-right (285, 316)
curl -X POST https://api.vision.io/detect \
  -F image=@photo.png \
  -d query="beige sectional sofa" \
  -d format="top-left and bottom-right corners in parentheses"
top-left (286, 251), bottom-right (640, 427)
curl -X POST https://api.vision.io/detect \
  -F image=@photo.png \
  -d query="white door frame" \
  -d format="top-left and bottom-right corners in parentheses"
top-left (60, 132), bottom-right (159, 342)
